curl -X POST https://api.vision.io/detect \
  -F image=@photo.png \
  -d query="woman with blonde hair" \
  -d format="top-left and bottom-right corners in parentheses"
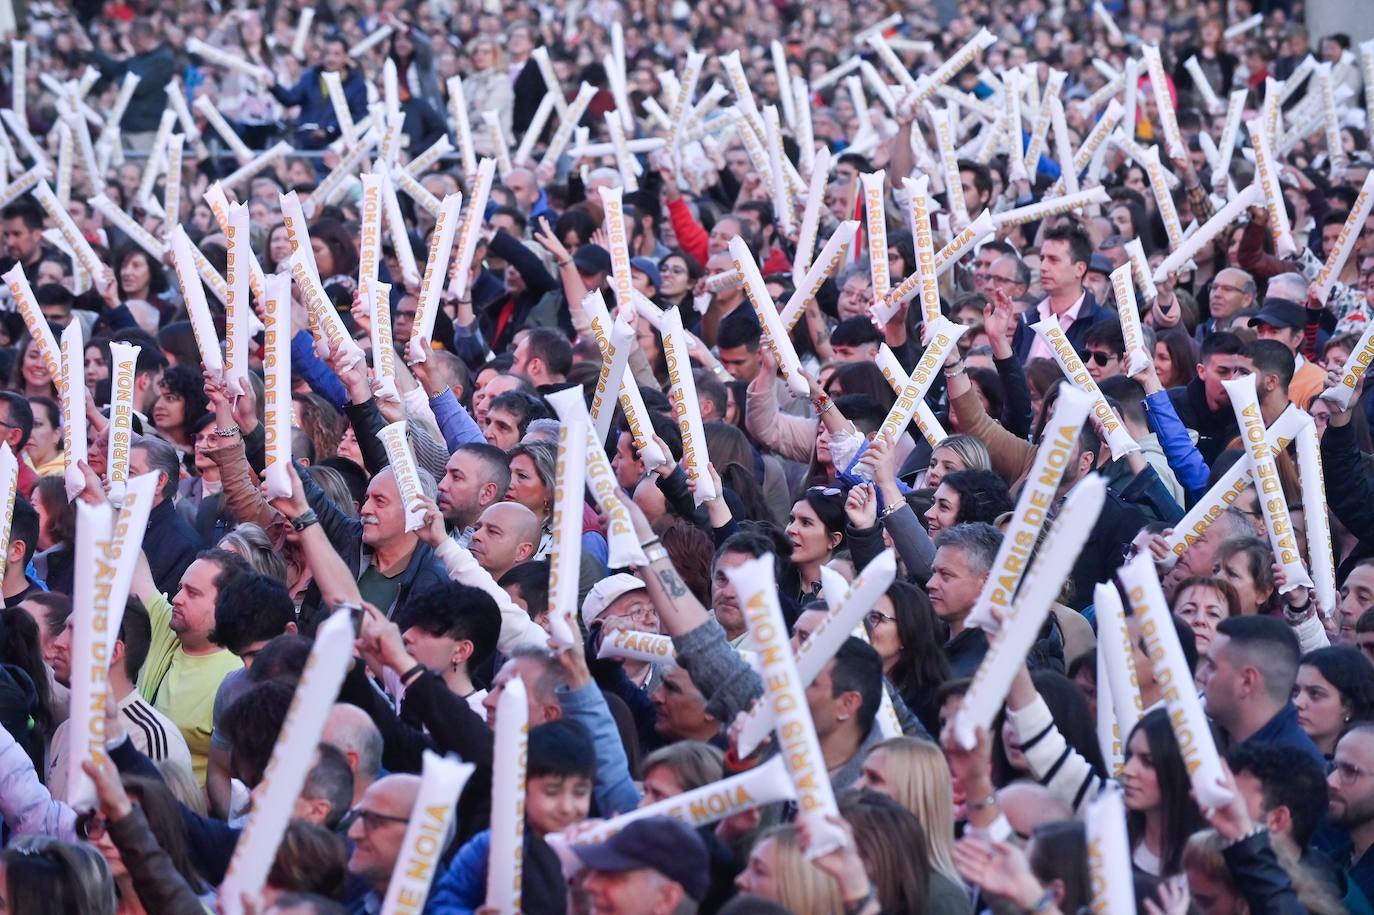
top-left (735, 824), bottom-right (846, 915)
top-left (855, 736), bottom-right (961, 888)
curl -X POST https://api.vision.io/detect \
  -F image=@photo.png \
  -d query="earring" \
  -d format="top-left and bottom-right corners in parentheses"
top-left (837, 713), bottom-right (850, 722)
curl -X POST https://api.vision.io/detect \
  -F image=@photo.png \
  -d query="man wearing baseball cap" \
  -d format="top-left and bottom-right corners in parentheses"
top-left (573, 816), bottom-right (711, 915)
top-left (1247, 274), bottom-right (1326, 407)
top-left (583, 573), bottom-right (662, 693)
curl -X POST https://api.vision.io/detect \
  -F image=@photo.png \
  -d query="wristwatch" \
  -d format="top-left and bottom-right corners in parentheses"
top-left (289, 508), bottom-right (320, 532)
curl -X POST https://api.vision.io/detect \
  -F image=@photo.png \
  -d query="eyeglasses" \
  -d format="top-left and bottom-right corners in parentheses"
top-left (1330, 759), bottom-right (1374, 783)
top-left (603, 601), bottom-right (657, 625)
top-left (342, 807), bottom-right (411, 832)
top-left (77, 811), bottom-right (108, 840)
top-left (865, 609), bottom-right (896, 628)
top-left (975, 273), bottom-right (1017, 286)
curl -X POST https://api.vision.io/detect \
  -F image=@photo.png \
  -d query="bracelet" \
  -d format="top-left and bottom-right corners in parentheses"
top-left (842, 886), bottom-right (877, 915)
top-left (815, 397), bottom-right (835, 415)
top-left (640, 536), bottom-right (662, 549)
top-left (966, 794), bottom-right (998, 813)
top-left (1026, 888), bottom-right (1057, 914)
top-left (400, 663), bottom-right (426, 686)
top-left (944, 361), bottom-right (966, 377)
top-left (879, 500), bottom-right (905, 520)
top-left (215, 425), bottom-right (241, 438)
top-left (644, 544), bottom-right (670, 564)
top-left (289, 508), bottom-right (320, 532)
top-left (557, 257), bottom-right (572, 267)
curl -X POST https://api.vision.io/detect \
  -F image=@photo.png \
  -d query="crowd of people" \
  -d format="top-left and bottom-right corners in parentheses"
top-left (0, 0), bottom-right (1370, 912)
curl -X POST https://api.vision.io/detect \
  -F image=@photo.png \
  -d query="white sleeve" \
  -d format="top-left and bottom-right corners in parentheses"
top-left (1006, 693), bottom-right (1107, 813)
top-left (433, 537), bottom-right (548, 652)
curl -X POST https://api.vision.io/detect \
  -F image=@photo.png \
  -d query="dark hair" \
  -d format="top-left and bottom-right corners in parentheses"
top-left (0, 392), bottom-right (34, 448)
top-left (520, 327), bottom-right (573, 378)
top-left (1125, 709), bottom-right (1207, 874)
top-left (122, 775), bottom-right (209, 893)
top-left (247, 634), bottom-right (315, 685)
top-left (881, 582), bottom-right (950, 734)
top-left (220, 679), bottom-right (297, 787)
top-left (1, 200), bottom-right (43, 229)
top-left (797, 487), bottom-right (848, 551)
top-left (1215, 615), bottom-right (1300, 704)
top-left (1042, 223), bottom-right (1093, 266)
top-left (826, 362), bottom-right (897, 412)
top-left (993, 671), bottom-right (1106, 785)
top-left (117, 598), bottom-right (152, 682)
top-left (1154, 329), bottom-right (1199, 386)
top-left (156, 364), bottom-right (211, 431)
top-left (10, 496), bottom-right (39, 567)
top-left (1241, 338), bottom-right (1296, 390)
top-left (938, 469), bottom-right (1014, 526)
top-left (831, 317), bottom-right (883, 347)
top-left (268, 819), bottom-right (349, 900)
top-left (0, 607), bottom-right (51, 733)
top-left (498, 561), bottom-right (550, 621)
top-left (114, 245), bottom-right (169, 299)
top-left (527, 719), bottom-right (596, 780)
top-left (1084, 319), bottom-right (1126, 356)
top-left (830, 638), bottom-right (885, 736)
top-left (212, 573), bottom-right (296, 655)
top-left (1224, 742), bottom-right (1328, 848)
top-left (156, 322), bottom-right (200, 369)
top-left (489, 390), bottom-right (551, 436)
top-left (956, 159), bottom-right (993, 199)
top-left (308, 219), bottom-right (360, 278)
top-left (716, 308), bottom-right (763, 351)
top-left (1301, 646), bottom-right (1374, 725)
top-left (1027, 821), bottom-right (1091, 914)
top-left (1199, 331), bottom-right (1244, 361)
top-left (395, 582), bottom-right (503, 672)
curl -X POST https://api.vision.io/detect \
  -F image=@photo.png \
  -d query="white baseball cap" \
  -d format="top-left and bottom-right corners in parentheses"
top-left (581, 573), bottom-right (648, 628)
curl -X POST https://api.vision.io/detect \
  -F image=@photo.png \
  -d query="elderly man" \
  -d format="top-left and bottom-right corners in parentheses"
top-left (131, 437), bottom-right (206, 595)
top-left (292, 465), bottom-right (449, 626)
top-left (574, 817), bottom-right (711, 915)
top-left (345, 774), bottom-right (422, 912)
top-left (1197, 268), bottom-right (1257, 340)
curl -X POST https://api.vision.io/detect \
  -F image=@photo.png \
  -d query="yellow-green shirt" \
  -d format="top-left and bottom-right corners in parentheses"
top-left (136, 592), bottom-right (243, 785)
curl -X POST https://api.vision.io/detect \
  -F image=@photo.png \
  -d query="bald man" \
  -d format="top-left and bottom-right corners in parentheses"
top-left (346, 774), bottom-right (421, 910)
top-left (467, 503), bottom-right (540, 581)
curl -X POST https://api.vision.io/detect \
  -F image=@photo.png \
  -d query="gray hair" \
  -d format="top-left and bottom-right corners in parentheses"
top-left (131, 435), bottom-right (181, 502)
top-left (523, 418), bottom-right (562, 443)
top-left (932, 522), bottom-right (1003, 576)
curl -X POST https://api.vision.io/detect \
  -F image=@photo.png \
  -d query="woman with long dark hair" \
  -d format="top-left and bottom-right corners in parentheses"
top-left (1123, 708), bottom-right (1208, 876)
top-left (864, 582), bottom-right (951, 735)
top-left (782, 487), bottom-right (847, 603)
top-left (1295, 646), bottom-right (1374, 757)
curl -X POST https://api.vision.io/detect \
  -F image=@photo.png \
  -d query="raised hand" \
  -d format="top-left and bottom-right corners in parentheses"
top-left (845, 482), bottom-right (877, 529)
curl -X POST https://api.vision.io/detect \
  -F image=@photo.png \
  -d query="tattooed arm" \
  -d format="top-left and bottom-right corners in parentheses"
top-left (626, 500), bottom-right (764, 727)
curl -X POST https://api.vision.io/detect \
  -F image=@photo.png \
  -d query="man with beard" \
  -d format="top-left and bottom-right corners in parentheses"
top-left (436, 443), bottom-right (511, 548)
top-left (1327, 722), bottom-right (1374, 908)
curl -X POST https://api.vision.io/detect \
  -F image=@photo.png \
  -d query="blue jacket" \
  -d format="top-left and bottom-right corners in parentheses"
top-left (1011, 290), bottom-right (1115, 363)
top-left (271, 65), bottom-right (369, 149)
top-left (426, 830), bottom-right (567, 915)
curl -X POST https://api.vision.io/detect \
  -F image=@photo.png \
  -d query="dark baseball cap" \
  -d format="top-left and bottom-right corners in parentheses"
top-left (571, 816), bottom-right (710, 900)
top-left (573, 244), bottom-right (612, 276)
top-left (1247, 297), bottom-right (1306, 330)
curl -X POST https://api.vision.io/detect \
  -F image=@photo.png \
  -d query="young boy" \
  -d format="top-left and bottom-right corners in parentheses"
top-left (427, 719), bottom-right (595, 914)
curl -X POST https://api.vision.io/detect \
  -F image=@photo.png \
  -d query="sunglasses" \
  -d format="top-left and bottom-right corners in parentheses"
top-left (1078, 350), bottom-right (1118, 367)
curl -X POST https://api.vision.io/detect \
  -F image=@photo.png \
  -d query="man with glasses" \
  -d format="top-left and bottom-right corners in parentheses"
top-left (582, 574), bottom-right (662, 692)
top-left (975, 255), bottom-right (1029, 302)
top-left (1327, 722), bottom-right (1374, 907)
top-left (1196, 268), bottom-right (1256, 341)
top-left (345, 773), bottom-right (423, 911)
top-left (0, 393), bottom-right (37, 499)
